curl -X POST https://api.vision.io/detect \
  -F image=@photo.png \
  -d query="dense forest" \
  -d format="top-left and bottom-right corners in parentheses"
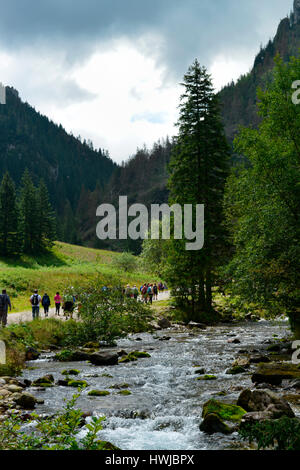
top-left (0, 88), bottom-right (116, 245)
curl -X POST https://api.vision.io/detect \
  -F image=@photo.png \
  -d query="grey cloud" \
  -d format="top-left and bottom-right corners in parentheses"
top-left (0, 0), bottom-right (292, 79)
top-left (43, 79), bottom-right (97, 107)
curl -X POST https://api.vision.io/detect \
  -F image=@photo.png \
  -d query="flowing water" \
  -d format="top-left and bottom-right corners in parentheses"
top-left (21, 319), bottom-right (294, 450)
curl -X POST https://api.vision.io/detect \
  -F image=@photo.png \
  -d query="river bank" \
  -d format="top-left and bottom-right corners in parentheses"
top-left (1, 316), bottom-right (299, 450)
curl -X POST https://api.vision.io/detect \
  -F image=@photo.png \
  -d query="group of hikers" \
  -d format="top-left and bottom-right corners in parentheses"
top-left (123, 281), bottom-right (167, 305)
top-left (0, 280), bottom-right (168, 328)
top-left (29, 290), bottom-right (76, 320)
top-left (0, 289), bottom-right (77, 327)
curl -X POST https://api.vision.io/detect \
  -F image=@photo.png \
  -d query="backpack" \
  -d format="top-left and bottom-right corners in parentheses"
top-left (43, 295), bottom-right (50, 305)
top-left (142, 286), bottom-right (147, 295)
top-left (147, 286), bottom-right (153, 295)
top-left (32, 294), bottom-right (39, 306)
top-left (0, 294), bottom-right (7, 309)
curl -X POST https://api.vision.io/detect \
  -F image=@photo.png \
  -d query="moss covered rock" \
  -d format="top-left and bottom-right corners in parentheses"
top-left (252, 363), bottom-right (300, 386)
top-left (202, 399), bottom-right (247, 422)
top-left (32, 375), bottom-right (54, 386)
top-left (226, 366), bottom-right (247, 375)
top-left (119, 351), bottom-right (151, 363)
top-left (62, 369), bottom-right (80, 376)
top-left (88, 390), bottom-right (110, 397)
top-left (110, 383), bottom-right (130, 390)
top-left (67, 380), bottom-right (88, 388)
top-left (118, 390), bottom-right (132, 396)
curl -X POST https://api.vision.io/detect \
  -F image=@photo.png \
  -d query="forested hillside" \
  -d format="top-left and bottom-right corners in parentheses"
top-left (0, 87), bottom-right (116, 244)
top-left (219, 14), bottom-right (300, 143)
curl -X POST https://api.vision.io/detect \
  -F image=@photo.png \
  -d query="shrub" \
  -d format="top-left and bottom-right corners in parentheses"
top-left (73, 278), bottom-right (153, 344)
top-left (0, 392), bottom-right (117, 450)
top-left (239, 417), bottom-right (300, 450)
top-left (112, 252), bottom-right (138, 273)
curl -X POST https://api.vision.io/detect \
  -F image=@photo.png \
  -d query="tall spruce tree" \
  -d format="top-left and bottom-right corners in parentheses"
top-left (167, 60), bottom-right (229, 318)
top-left (0, 172), bottom-right (20, 256)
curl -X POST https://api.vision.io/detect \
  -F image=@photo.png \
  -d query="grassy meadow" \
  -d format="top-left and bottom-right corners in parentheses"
top-left (0, 242), bottom-right (155, 313)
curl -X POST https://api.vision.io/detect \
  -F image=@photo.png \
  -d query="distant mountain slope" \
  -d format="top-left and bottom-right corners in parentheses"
top-left (219, 14), bottom-right (300, 143)
top-left (0, 87), bottom-right (116, 242)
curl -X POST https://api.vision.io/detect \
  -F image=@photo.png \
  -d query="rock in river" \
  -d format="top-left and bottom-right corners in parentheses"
top-left (252, 363), bottom-right (300, 386)
top-left (90, 352), bottom-right (119, 366)
top-left (237, 389), bottom-right (295, 420)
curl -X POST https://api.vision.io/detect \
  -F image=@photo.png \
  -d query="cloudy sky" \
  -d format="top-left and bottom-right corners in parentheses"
top-left (0, 0), bottom-right (292, 163)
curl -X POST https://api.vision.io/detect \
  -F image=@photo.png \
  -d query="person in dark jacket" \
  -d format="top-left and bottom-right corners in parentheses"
top-left (42, 293), bottom-right (51, 317)
top-left (0, 289), bottom-right (11, 327)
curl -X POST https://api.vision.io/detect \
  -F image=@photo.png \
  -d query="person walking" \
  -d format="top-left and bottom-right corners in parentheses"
top-left (141, 284), bottom-right (148, 303)
top-left (54, 292), bottom-right (62, 315)
top-left (147, 284), bottom-right (154, 305)
top-left (132, 285), bottom-right (139, 300)
top-left (63, 294), bottom-right (75, 319)
top-left (42, 293), bottom-right (51, 317)
top-left (0, 289), bottom-right (11, 327)
top-left (153, 283), bottom-right (158, 300)
top-left (30, 290), bottom-right (41, 320)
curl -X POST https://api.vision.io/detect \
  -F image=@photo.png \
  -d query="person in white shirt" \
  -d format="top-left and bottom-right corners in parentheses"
top-left (30, 290), bottom-right (42, 320)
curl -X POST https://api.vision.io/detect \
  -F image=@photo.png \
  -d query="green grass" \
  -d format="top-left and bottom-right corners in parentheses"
top-left (0, 241), bottom-right (154, 312)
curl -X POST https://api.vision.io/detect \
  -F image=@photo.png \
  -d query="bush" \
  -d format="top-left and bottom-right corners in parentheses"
top-left (73, 278), bottom-right (152, 344)
top-left (239, 417), bottom-right (300, 450)
top-left (0, 392), bottom-right (117, 450)
top-left (112, 252), bottom-right (138, 273)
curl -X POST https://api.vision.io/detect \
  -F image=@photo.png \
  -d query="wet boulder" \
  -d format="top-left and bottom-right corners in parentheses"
top-left (226, 366), bottom-right (247, 375)
top-left (32, 375), bottom-right (54, 387)
top-left (202, 399), bottom-right (247, 422)
top-left (252, 363), bottom-right (300, 386)
top-left (249, 355), bottom-right (270, 364)
top-left (232, 357), bottom-right (251, 368)
top-left (14, 392), bottom-right (37, 410)
top-left (227, 338), bottom-right (241, 344)
top-left (237, 389), bottom-right (295, 419)
top-left (25, 347), bottom-right (40, 361)
top-left (157, 318), bottom-right (172, 329)
top-left (200, 413), bottom-right (233, 435)
top-left (90, 352), bottom-right (119, 366)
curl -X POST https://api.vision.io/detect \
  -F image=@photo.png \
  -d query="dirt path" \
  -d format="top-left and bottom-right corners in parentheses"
top-left (7, 291), bottom-right (170, 325)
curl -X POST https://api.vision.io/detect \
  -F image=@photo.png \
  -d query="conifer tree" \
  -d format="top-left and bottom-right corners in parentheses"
top-left (19, 170), bottom-right (40, 253)
top-left (0, 172), bottom-right (20, 256)
top-left (167, 60), bottom-right (229, 318)
top-left (37, 180), bottom-right (56, 251)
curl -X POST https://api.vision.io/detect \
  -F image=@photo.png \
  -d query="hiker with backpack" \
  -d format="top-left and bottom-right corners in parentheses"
top-left (30, 290), bottom-right (42, 320)
top-left (0, 289), bottom-right (11, 328)
top-left (147, 284), bottom-right (154, 305)
top-left (132, 285), bottom-right (139, 300)
top-left (42, 293), bottom-right (51, 317)
top-left (63, 293), bottom-right (76, 319)
top-left (141, 284), bottom-right (148, 303)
